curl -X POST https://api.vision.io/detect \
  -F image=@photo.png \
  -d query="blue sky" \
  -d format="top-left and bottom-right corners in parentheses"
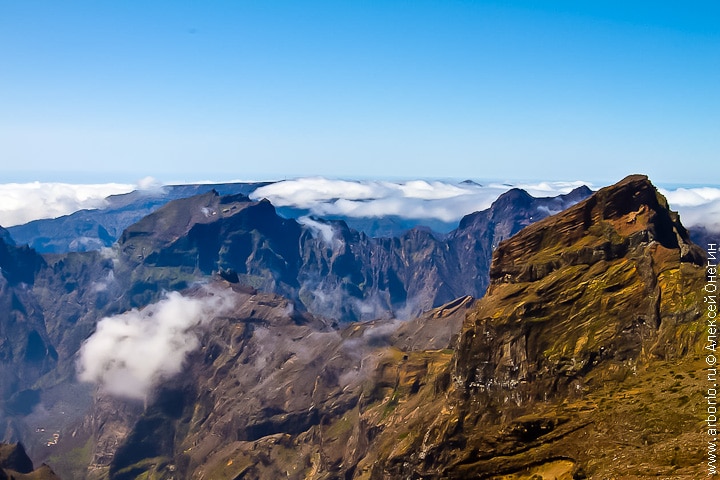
top-left (1, 1), bottom-right (718, 184)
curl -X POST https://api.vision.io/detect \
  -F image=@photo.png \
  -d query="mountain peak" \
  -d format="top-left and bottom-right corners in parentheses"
top-left (435, 174), bottom-right (708, 477)
top-left (489, 174), bottom-right (704, 285)
top-left (563, 184), bottom-right (593, 202)
top-left (491, 187), bottom-right (534, 211)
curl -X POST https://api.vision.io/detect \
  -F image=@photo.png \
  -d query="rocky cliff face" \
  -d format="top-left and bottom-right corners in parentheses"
top-left (70, 285), bottom-right (472, 480)
top-left (0, 228), bottom-right (45, 286)
top-left (4, 175), bottom-right (709, 478)
top-left (359, 175), bottom-right (708, 478)
top-left (0, 230), bottom-right (57, 440)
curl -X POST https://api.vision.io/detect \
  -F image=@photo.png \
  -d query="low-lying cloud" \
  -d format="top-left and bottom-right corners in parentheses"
top-left (252, 177), bottom-right (591, 223)
top-left (254, 178), bottom-right (720, 234)
top-left (77, 288), bottom-right (236, 400)
top-left (298, 216), bottom-right (342, 249)
top-left (0, 181), bottom-right (136, 227)
top-left (660, 187), bottom-right (720, 233)
top-left (4, 177), bottom-right (719, 235)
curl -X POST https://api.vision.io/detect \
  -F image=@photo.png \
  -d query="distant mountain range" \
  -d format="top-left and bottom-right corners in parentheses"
top-left (6, 183), bottom-right (272, 253)
top-left (6, 181), bottom-right (595, 254)
top-left (0, 175), bottom-right (712, 478)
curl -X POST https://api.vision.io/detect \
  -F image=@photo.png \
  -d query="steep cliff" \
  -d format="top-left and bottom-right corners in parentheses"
top-left (359, 174), bottom-right (708, 478)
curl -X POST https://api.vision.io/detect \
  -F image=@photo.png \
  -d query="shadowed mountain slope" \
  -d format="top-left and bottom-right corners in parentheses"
top-left (0, 442), bottom-right (60, 479)
top-left (112, 186), bottom-right (591, 321)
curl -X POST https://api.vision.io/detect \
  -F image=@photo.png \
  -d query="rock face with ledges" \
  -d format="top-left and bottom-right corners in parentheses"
top-left (365, 174), bottom-right (708, 478)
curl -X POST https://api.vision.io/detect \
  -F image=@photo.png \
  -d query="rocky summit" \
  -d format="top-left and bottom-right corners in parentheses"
top-left (0, 175), bottom-right (711, 479)
top-left (352, 175), bottom-right (708, 478)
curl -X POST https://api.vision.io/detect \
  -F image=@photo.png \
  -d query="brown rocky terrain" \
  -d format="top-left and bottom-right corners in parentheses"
top-left (60, 284), bottom-right (472, 480)
top-left (355, 174), bottom-right (709, 478)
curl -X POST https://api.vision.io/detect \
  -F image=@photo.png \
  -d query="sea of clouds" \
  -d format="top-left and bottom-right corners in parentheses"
top-left (660, 187), bottom-right (720, 234)
top-left (0, 176), bottom-right (164, 227)
top-left (250, 177), bottom-right (592, 223)
top-left (1, 177), bottom-right (719, 233)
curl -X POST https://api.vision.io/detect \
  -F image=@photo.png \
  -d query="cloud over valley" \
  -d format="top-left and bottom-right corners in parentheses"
top-left (77, 288), bottom-right (236, 400)
top-left (251, 178), bottom-right (592, 223)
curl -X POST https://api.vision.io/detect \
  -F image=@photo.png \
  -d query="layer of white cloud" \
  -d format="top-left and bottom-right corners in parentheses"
top-left (251, 177), bottom-right (591, 223)
top-left (660, 187), bottom-right (720, 233)
top-left (252, 178), bottom-right (720, 233)
top-left (77, 288), bottom-right (236, 400)
top-left (0, 181), bottom-right (136, 227)
top-left (3, 177), bottom-right (718, 235)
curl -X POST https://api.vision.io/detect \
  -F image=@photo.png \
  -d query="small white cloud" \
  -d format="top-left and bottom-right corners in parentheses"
top-left (77, 288), bottom-right (236, 400)
top-left (135, 176), bottom-right (164, 191)
top-left (92, 270), bottom-right (116, 292)
top-left (298, 216), bottom-right (341, 249)
top-left (200, 207), bottom-right (216, 218)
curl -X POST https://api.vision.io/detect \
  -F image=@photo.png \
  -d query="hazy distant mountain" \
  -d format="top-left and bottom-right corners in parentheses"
top-left (7, 181), bottom-right (593, 254)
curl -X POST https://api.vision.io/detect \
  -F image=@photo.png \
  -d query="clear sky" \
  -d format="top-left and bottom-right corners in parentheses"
top-left (1, 1), bottom-right (718, 185)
